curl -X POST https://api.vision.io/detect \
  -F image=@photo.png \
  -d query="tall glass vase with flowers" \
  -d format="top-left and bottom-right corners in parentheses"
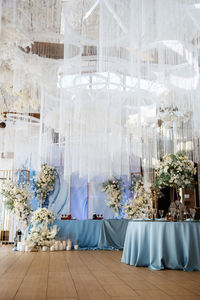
top-left (155, 153), bottom-right (196, 219)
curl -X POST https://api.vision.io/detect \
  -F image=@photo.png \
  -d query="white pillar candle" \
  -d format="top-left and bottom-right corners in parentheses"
top-left (25, 245), bottom-right (29, 252)
top-left (42, 246), bottom-right (48, 252)
top-left (59, 244), bottom-right (64, 251)
top-left (67, 239), bottom-right (72, 248)
top-left (50, 246), bottom-right (55, 252)
top-left (17, 242), bottom-right (21, 251)
top-left (21, 244), bottom-right (25, 252)
top-left (62, 241), bottom-right (66, 248)
top-left (74, 244), bottom-right (78, 250)
top-left (66, 245), bottom-right (71, 251)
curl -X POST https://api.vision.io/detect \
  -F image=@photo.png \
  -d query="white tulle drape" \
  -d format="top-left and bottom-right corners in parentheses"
top-left (1, 0), bottom-right (200, 222)
top-left (3, 0), bottom-right (200, 184)
top-left (53, 0), bottom-right (200, 183)
top-left (1, 0), bottom-right (200, 191)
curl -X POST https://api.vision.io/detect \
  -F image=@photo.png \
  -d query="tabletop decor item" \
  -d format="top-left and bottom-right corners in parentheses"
top-left (123, 179), bottom-right (152, 219)
top-left (168, 201), bottom-right (185, 221)
top-left (189, 208), bottom-right (196, 220)
top-left (102, 177), bottom-right (124, 216)
top-left (0, 181), bottom-right (32, 227)
top-left (33, 164), bottom-right (57, 207)
top-left (155, 153), bottom-right (196, 218)
top-left (155, 153), bottom-right (196, 191)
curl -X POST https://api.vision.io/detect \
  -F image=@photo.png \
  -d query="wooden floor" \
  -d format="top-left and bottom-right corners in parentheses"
top-left (0, 246), bottom-right (200, 300)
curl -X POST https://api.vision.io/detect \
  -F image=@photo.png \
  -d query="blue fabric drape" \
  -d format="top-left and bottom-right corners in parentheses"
top-left (71, 174), bottom-right (87, 219)
top-left (54, 219), bottom-right (129, 250)
top-left (121, 221), bottom-right (200, 271)
top-left (98, 219), bottom-right (129, 249)
top-left (55, 219), bottom-right (102, 249)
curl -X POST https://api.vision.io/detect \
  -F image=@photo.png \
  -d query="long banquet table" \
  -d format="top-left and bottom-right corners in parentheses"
top-left (121, 221), bottom-right (200, 271)
top-left (54, 219), bottom-right (129, 250)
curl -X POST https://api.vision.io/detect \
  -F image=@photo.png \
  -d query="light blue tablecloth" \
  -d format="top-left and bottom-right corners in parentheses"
top-left (121, 221), bottom-right (200, 271)
top-left (55, 220), bottom-right (102, 249)
top-left (54, 219), bottom-right (129, 250)
top-left (98, 219), bottom-right (129, 250)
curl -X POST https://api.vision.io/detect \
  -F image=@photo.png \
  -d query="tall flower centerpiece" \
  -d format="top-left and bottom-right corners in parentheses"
top-left (102, 177), bottom-right (124, 216)
top-left (155, 153), bottom-right (196, 216)
top-left (33, 164), bottom-right (57, 207)
top-left (123, 178), bottom-right (152, 219)
top-left (0, 181), bottom-right (32, 227)
top-left (26, 208), bottom-right (58, 250)
top-left (155, 153), bottom-right (196, 190)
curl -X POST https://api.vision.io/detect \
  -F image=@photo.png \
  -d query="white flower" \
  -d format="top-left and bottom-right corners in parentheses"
top-left (33, 164), bottom-right (56, 205)
top-left (164, 166), bottom-right (169, 173)
top-left (165, 156), bottom-right (172, 164)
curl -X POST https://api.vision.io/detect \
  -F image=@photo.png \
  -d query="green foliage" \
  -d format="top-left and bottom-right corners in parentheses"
top-left (155, 153), bottom-right (196, 190)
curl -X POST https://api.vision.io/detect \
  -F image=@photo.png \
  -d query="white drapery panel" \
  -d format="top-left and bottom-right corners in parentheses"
top-left (54, 0), bottom-right (200, 183)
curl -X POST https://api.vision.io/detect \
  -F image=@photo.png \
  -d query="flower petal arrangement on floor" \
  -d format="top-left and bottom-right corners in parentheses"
top-left (26, 208), bottom-right (58, 250)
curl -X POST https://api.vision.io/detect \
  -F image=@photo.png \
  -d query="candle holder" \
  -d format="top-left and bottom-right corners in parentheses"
top-left (59, 244), bottom-right (64, 251)
top-left (74, 244), bottom-right (79, 250)
top-left (66, 238), bottom-right (72, 250)
top-left (42, 246), bottom-right (48, 252)
top-left (25, 245), bottom-right (30, 252)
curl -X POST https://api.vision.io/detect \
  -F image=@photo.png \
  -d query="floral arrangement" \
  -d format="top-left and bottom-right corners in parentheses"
top-left (26, 223), bottom-right (58, 248)
top-left (129, 174), bottom-right (142, 192)
top-left (155, 153), bottom-right (196, 189)
top-left (0, 181), bottom-right (32, 226)
top-left (31, 207), bottom-right (55, 225)
top-left (102, 177), bottom-right (124, 215)
top-left (123, 179), bottom-right (152, 219)
top-left (33, 164), bottom-right (56, 206)
top-left (26, 208), bottom-right (57, 249)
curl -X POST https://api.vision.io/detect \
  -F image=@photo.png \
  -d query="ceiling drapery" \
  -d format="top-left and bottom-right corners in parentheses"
top-left (1, 0), bottom-right (200, 182)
